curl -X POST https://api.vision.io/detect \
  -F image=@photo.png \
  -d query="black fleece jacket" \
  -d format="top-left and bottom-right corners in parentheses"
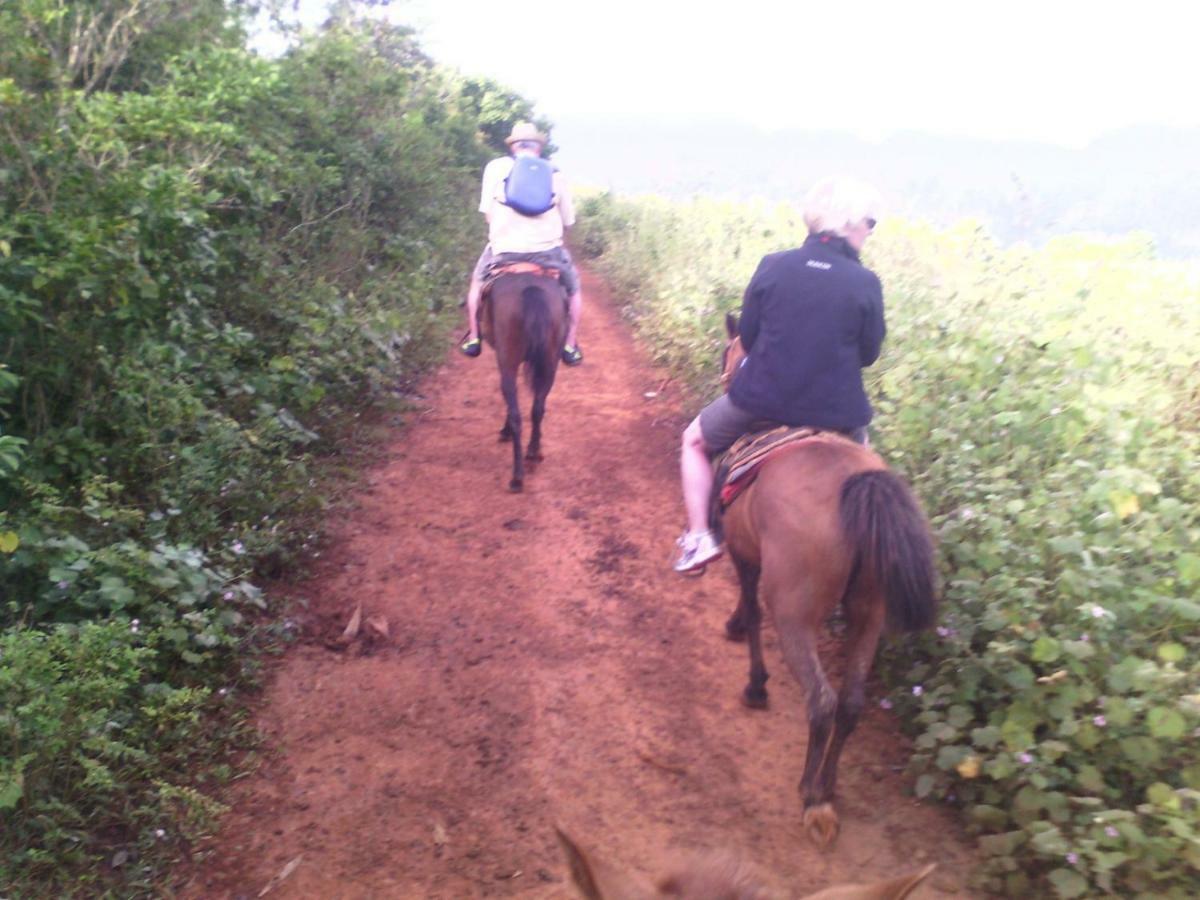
top-left (729, 233), bottom-right (885, 430)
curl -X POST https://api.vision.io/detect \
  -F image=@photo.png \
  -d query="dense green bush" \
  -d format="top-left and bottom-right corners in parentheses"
top-left (0, 621), bottom-right (227, 892)
top-left (1, 2), bottom-right (546, 892)
top-left (576, 194), bottom-right (1200, 898)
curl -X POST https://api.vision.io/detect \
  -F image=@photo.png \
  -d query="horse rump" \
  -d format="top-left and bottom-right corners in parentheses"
top-left (839, 470), bottom-right (938, 632)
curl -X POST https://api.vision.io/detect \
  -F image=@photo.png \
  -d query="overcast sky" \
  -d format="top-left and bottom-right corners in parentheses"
top-left (264, 1), bottom-right (1200, 148)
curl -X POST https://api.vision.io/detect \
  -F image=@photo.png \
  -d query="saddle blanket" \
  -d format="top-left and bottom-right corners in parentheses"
top-left (715, 425), bottom-right (823, 510)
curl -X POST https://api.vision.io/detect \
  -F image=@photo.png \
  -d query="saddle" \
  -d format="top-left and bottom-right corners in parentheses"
top-left (480, 261), bottom-right (561, 298)
top-left (707, 425), bottom-right (856, 534)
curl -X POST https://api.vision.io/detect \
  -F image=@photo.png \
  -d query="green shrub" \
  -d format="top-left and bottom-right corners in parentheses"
top-left (0, 621), bottom-right (227, 893)
top-left (1, 2), bottom-right (545, 892)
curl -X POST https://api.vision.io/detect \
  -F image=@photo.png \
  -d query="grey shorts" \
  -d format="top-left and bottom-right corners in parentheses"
top-left (698, 395), bottom-right (778, 455)
top-left (698, 394), bottom-right (869, 455)
top-left (473, 245), bottom-right (580, 297)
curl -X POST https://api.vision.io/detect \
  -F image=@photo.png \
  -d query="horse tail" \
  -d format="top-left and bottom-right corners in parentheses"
top-left (521, 284), bottom-right (555, 393)
top-left (840, 470), bottom-right (938, 632)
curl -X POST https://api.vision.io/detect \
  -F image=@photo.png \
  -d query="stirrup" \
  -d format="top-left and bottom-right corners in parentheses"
top-left (460, 335), bottom-right (482, 358)
top-left (561, 344), bottom-right (583, 366)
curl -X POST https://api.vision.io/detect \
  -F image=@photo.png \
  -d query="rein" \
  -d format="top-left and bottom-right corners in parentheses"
top-left (720, 335), bottom-right (744, 391)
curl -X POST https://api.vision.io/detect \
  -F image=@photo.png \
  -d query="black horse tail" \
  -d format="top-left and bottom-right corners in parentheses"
top-left (840, 470), bottom-right (939, 632)
top-left (521, 285), bottom-right (555, 394)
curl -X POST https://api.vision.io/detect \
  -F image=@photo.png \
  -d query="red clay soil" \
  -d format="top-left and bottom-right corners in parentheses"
top-left (177, 268), bottom-right (979, 899)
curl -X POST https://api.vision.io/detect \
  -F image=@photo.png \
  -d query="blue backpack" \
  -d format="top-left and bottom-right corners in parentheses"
top-left (503, 157), bottom-right (556, 216)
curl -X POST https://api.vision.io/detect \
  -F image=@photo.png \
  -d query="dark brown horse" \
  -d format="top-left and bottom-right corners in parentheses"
top-left (718, 313), bottom-right (938, 847)
top-left (480, 270), bottom-right (567, 491)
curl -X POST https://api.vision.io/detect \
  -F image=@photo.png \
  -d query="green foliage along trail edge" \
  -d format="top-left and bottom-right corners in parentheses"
top-left (0, 4), bottom-right (547, 894)
top-left (575, 192), bottom-right (1200, 898)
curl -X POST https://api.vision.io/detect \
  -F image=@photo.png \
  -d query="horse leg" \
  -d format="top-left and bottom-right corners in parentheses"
top-left (724, 555), bottom-right (752, 641)
top-left (525, 384), bottom-right (549, 462)
top-left (812, 588), bottom-right (886, 807)
top-left (500, 371), bottom-right (523, 491)
top-left (499, 418), bottom-right (514, 442)
top-left (726, 556), bottom-right (770, 709)
top-left (772, 578), bottom-right (841, 848)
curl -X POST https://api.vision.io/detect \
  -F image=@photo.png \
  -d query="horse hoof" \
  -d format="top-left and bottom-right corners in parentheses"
top-left (802, 803), bottom-right (839, 849)
top-left (525, 451), bottom-right (543, 462)
top-left (509, 479), bottom-right (523, 492)
top-left (741, 687), bottom-right (769, 710)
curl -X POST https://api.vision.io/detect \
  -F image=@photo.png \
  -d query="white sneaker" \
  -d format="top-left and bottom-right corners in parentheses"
top-left (673, 529), bottom-right (723, 573)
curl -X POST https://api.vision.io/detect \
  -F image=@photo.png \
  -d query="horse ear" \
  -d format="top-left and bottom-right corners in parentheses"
top-left (725, 311), bottom-right (740, 338)
top-left (556, 827), bottom-right (604, 899)
top-left (555, 826), bottom-right (655, 900)
top-left (801, 864), bottom-right (937, 900)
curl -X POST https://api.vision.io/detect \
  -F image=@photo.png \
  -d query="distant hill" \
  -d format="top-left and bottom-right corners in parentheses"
top-left (553, 118), bottom-right (1200, 258)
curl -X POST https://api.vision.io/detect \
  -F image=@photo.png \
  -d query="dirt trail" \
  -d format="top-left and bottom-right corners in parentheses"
top-left (180, 268), bottom-right (977, 898)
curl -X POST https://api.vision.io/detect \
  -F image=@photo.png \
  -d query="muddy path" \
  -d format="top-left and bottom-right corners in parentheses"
top-left (179, 268), bottom-right (978, 898)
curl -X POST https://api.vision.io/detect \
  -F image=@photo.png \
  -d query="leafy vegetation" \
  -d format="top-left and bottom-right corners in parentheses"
top-left (576, 193), bottom-right (1200, 898)
top-left (1, 2), bottom-right (544, 893)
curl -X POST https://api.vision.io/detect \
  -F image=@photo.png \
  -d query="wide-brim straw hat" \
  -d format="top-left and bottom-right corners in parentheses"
top-left (505, 122), bottom-right (547, 146)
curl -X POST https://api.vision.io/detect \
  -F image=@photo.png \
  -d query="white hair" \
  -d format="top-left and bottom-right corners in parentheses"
top-left (803, 176), bottom-right (882, 237)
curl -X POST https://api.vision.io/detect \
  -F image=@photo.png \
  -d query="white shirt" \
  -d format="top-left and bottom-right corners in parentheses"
top-left (479, 156), bottom-right (576, 254)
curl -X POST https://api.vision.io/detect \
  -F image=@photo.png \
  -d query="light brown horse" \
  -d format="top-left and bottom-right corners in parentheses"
top-left (480, 270), bottom-right (567, 491)
top-left (718, 313), bottom-right (938, 847)
top-left (557, 827), bottom-right (938, 899)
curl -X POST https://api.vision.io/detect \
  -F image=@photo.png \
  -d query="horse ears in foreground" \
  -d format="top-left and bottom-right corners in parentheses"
top-left (801, 865), bottom-right (937, 900)
top-left (556, 826), bottom-right (656, 899)
top-left (555, 826), bottom-right (937, 900)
